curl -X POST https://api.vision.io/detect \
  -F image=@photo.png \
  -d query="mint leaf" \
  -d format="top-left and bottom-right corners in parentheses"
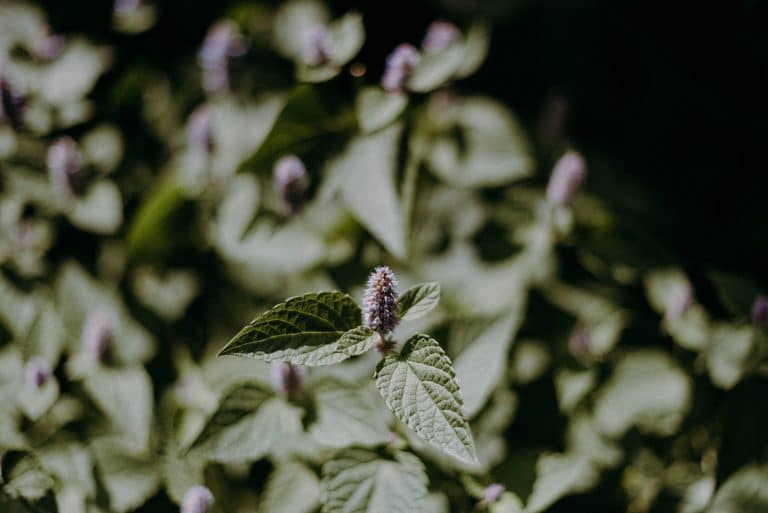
top-left (356, 87), bottom-right (408, 134)
top-left (322, 449), bottom-right (428, 513)
top-left (397, 282), bottom-right (441, 321)
top-left (260, 461), bottom-right (321, 513)
top-left (218, 292), bottom-right (363, 366)
top-left (335, 326), bottom-right (378, 357)
top-left (374, 334), bottom-right (477, 464)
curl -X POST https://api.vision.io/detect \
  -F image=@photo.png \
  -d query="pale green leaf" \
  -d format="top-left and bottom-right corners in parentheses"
top-left (554, 368), bottom-right (597, 415)
top-left (525, 452), bottom-right (600, 513)
top-left (335, 326), bottom-right (378, 357)
top-left (455, 23), bottom-right (490, 78)
top-left (2, 453), bottom-right (54, 501)
top-left (259, 461), bottom-right (321, 513)
top-left (408, 45), bottom-right (465, 93)
top-left (593, 350), bottom-right (691, 438)
top-left (397, 282), bottom-right (441, 321)
top-left (218, 292), bottom-right (363, 366)
top-left (705, 324), bottom-right (758, 389)
top-left (92, 439), bottom-right (161, 513)
top-left (709, 465), bottom-right (768, 513)
top-left (327, 12), bottom-right (364, 65)
top-left (68, 180), bottom-right (123, 234)
top-left (322, 449), bottom-right (428, 513)
top-left (272, 0), bottom-right (330, 61)
top-left (375, 334), bottom-right (477, 464)
top-left (356, 87), bottom-right (408, 134)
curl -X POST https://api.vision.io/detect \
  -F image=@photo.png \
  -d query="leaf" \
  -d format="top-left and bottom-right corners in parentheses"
top-left (335, 326), bottom-right (378, 357)
top-left (452, 313), bottom-right (520, 418)
top-left (397, 282), bottom-right (441, 321)
top-left (68, 180), bottom-right (123, 234)
top-left (1, 453), bottom-right (55, 501)
top-left (408, 45), bottom-right (465, 93)
top-left (554, 368), bottom-right (597, 415)
top-left (705, 323), bottom-right (758, 389)
top-left (218, 292), bottom-right (363, 366)
top-left (18, 302), bottom-right (64, 366)
top-left (189, 381), bottom-right (272, 453)
top-left (322, 449), bottom-right (428, 513)
top-left (309, 379), bottom-right (390, 449)
top-left (82, 366), bottom-right (154, 451)
top-left (709, 464), bottom-right (768, 513)
top-left (259, 461), bottom-right (321, 513)
top-left (322, 123), bottom-right (406, 258)
top-left (327, 12), bottom-right (364, 65)
top-left (356, 87), bottom-right (408, 134)
top-left (593, 350), bottom-right (691, 438)
top-left (272, 0), bottom-right (330, 61)
top-left (524, 452), bottom-right (600, 513)
top-left (374, 334), bottom-right (478, 464)
top-left (92, 439), bottom-right (161, 513)
top-left (455, 23), bottom-right (490, 78)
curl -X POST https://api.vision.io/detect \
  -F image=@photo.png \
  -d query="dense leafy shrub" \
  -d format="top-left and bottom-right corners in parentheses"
top-left (0, 1), bottom-right (766, 512)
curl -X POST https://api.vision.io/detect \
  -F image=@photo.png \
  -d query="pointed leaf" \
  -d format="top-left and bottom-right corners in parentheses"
top-left (218, 292), bottom-right (363, 366)
top-left (374, 334), bottom-right (477, 464)
top-left (335, 326), bottom-right (378, 357)
top-left (397, 282), bottom-right (441, 321)
top-left (322, 449), bottom-right (428, 513)
top-left (356, 87), bottom-right (408, 134)
top-left (259, 461), bottom-right (321, 513)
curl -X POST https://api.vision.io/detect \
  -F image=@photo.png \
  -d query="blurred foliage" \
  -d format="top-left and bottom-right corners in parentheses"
top-left (0, 1), bottom-right (765, 513)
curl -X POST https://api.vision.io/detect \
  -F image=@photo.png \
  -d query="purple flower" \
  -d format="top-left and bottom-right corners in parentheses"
top-left (47, 137), bottom-right (87, 199)
top-left (751, 295), bottom-right (768, 330)
top-left (363, 266), bottom-right (399, 336)
top-left (198, 21), bottom-right (247, 93)
top-left (25, 357), bottom-right (52, 388)
top-left (302, 25), bottom-right (332, 66)
top-left (29, 28), bottom-right (65, 61)
top-left (381, 44), bottom-right (420, 93)
top-left (483, 483), bottom-right (505, 504)
top-left (667, 282), bottom-right (694, 321)
top-left (81, 310), bottom-right (114, 363)
top-left (568, 325), bottom-right (591, 359)
top-left (187, 105), bottom-right (214, 153)
top-left (422, 21), bottom-right (460, 53)
top-left (270, 361), bottom-right (307, 399)
top-left (546, 151), bottom-right (587, 205)
top-left (181, 485), bottom-right (214, 513)
top-left (273, 155), bottom-right (310, 214)
top-left (0, 67), bottom-right (26, 129)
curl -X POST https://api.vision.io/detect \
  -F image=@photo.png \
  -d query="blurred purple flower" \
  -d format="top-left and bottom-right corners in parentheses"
top-left (30, 28), bottom-right (65, 61)
top-left (198, 21), bottom-right (247, 93)
top-left (181, 485), bottom-right (214, 513)
top-left (363, 266), bottom-right (399, 337)
top-left (483, 483), bottom-right (505, 504)
top-left (751, 295), bottom-right (768, 330)
top-left (546, 150), bottom-right (586, 206)
top-left (47, 136), bottom-right (87, 199)
top-left (25, 357), bottom-right (52, 388)
top-left (381, 44), bottom-right (420, 93)
top-left (667, 282), bottom-right (694, 321)
top-left (422, 21), bottom-right (460, 52)
top-left (302, 25), bottom-right (332, 66)
top-left (81, 310), bottom-right (114, 363)
top-left (0, 67), bottom-right (26, 129)
top-left (273, 155), bottom-right (310, 214)
top-left (186, 105), bottom-right (214, 153)
top-left (270, 361), bottom-right (307, 399)
top-left (568, 325), bottom-right (591, 360)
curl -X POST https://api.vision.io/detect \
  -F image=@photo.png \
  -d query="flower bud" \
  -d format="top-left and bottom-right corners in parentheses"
top-left (187, 105), bottom-right (214, 153)
top-left (198, 21), bottom-right (246, 94)
top-left (0, 67), bottom-right (26, 129)
top-left (270, 361), bottom-right (307, 399)
top-left (273, 155), bottom-right (310, 214)
top-left (181, 485), bottom-right (214, 513)
top-left (381, 44), bottom-right (420, 93)
top-left (25, 357), bottom-right (52, 388)
top-left (482, 483), bottom-right (505, 505)
top-left (363, 266), bottom-right (399, 336)
top-left (47, 137), bottom-right (88, 198)
top-left (667, 282), bottom-right (693, 321)
top-left (546, 151), bottom-right (586, 206)
top-left (81, 310), bottom-right (114, 363)
top-left (302, 25), bottom-right (332, 66)
top-left (422, 21), bottom-right (460, 53)
top-left (568, 325), bottom-right (590, 360)
top-left (751, 295), bottom-right (768, 330)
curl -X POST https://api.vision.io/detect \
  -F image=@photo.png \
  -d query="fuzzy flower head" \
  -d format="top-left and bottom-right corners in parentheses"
top-left (25, 357), bottom-right (52, 388)
top-left (181, 485), bottom-right (214, 513)
top-left (751, 295), bottom-right (768, 330)
top-left (482, 483), bottom-right (505, 505)
top-left (363, 266), bottom-right (400, 336)
top-left (47, 136), bottom-right (87, 199)
top-left (381, 44), bottom-right (420, 93)
top-left (81, 310), bottom-right (114, 363)
top-left (546, 150), bottom-right (586, 206)
top-left (270, 361), bottom-right (307, 399)
top-left (302, 25), bottom-right (332, 66)
top-left (422, 21), bottom-right (460, 53)
top-left (198, 20), bottom-right (246, 93)
top-left (273, 155), bottom-right (310, 214)
top-left (186, 105), bottom-right (214, 153)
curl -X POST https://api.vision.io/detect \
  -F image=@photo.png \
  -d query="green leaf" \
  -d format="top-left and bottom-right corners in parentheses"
top-left (322, 449), bottom-right (428, 513)
top-left (335, 326), bottom-right (378, 357)
top-left (705, 323), bottom-right (759, 389)
top-left (356, 87), bottom-right (408, 134)
top-left (327, 12), bottom-right (364, 65)
top-left (525, 452), bottom-right (600, 513)
top-left (1, 453), bottom-right (55, 501)
top-left (218, 292), bottom-right (363, 366)
top-left (92, 439), bottom-right (161, 513)
top-left (188, 381), bottom-right (272, 454)
top-left (397, 282), bottom-right (441, 321)
top-left (408, 45), bottom-right (465, 93)
top-left (374, 334), bottom-right (478, 464)
top-left (709, 465), bottom-right (768, 513)
top-left (68, 180), bottom-right (123, 234)
top-left (593, 350), bottom-right (691, 438)
top-left (455, 23), bottom-right (490, 78)
top-left (309, 379), bottom-right (390, 449)
top-left (452, 312), bottom-right (520, 418)
top-left (82, 366), bottom-right (154, 451)
top-left (259, 461), bottom-right (321, 513)
top-left (322, 123), bottom-right (406, 258)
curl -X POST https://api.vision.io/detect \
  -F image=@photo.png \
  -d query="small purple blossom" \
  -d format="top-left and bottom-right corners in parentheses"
top-left (667, 282), bottom-right (694, 321)
top-left (0, 67), bottom-right (26, 129)
top-left (181, 485), bottom-right (214, 513)
top-left (422, 21), bottom-right (461, 53)
top-left (187, 105), bottom-right (214, 153)
top-left (270, 361), bottom-right (307, 399)
top-left (302, 25), bottom-right (332, 66)
top-left (198, 20), bottom-right (246, 94)
top-left (47, 136), bottom-right (87, 198)
top-left (29, 28), bottom-right (65, 61)
top-left (81, 310), bottom-right (114, 363)
top-left (546, 150), bottom-right (587, 206)
top-left (568, 325), bottom-right (591, 360)
top-left (751, 295), bottom-right (768, 330)
top-left (25, 357), bottom-right (52, 388)
top-left (273, 155), bottom-right (310, 214)
top-left (483, 483), bottom-right (505, 504)
top-left (363, 266), bottom-right (399, 336)
top-left (381, 44), bottom-right (420, 93)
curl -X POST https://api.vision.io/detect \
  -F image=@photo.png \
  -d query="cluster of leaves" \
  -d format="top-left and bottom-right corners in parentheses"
top-left (1, 1), bottom-right (767, 513)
